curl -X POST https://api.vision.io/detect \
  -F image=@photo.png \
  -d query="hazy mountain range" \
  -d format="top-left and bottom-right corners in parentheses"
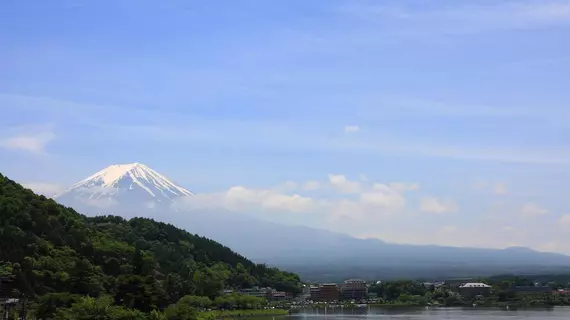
top-left (53, 163), bottom-right (570, 282)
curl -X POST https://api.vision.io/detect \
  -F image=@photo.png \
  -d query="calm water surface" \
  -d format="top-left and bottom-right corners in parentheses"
top-left (283, 306), bottom-right (570, 319)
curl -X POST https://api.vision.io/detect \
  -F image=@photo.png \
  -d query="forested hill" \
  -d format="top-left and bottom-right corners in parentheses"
top-left (0, 173), bottom-right (300, 307)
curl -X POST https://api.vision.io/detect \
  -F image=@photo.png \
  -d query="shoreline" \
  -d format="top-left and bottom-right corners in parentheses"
top-left (200, 309), bottom-right (289, 319)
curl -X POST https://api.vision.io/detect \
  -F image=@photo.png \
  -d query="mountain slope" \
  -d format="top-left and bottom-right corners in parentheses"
top-left (162, 209), bottom-right (570, 281)
top-left (0, 172), bottom-right (300, 305)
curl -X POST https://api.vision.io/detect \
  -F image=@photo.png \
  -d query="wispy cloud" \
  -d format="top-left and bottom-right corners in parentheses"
top-left (4, 93), bottom-right (570, 165)
top-left (344, 125), bottom-right (360, 133)
top-left (420, 197), bottom-right (458, 214)
top-left (493, 182), bottom-right (508, 196)
top-left (0, 131), bottom-right (55, 154)
top-left (521, 202), bottom-right (549, 216)
top-left (473, 181), bottom-right (508, 195)
top-left (23, 182), bottom-right (63, 196)
top-left (339, 1), bottom-right (570, 34)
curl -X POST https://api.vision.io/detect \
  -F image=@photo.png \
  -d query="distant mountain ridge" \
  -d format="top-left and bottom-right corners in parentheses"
top-left (53, 163), bottom-right (570, 281)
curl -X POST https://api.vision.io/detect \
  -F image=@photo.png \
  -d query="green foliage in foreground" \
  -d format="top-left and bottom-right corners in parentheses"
top-left (57, 296), bottom-right (147, 320)
top-left (0, 172), bottom-right (300, 316)
top-left (43, 295), bottom-right (288, 320)
top-left (40, 295), bottom-right (286, 320)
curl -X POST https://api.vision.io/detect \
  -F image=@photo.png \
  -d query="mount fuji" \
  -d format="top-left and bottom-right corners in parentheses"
top-left (52, 163), bottom-right (570, 282)
top-left (54, 163), bottom-right (193, 216)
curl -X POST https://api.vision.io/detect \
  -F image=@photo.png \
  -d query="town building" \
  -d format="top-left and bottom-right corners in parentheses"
top-left (319, 284), bottom-right (340, 301)
top-left (239, 287), bottom-right (271, 298)
top-left (309, 286), bottom-right (321, 301)
top-left (341, 279), bottom-right (368, 300)
top-left (458, 283), bottom-right (491, 298)
top-left (308, 284), bottom-right (340, 301)
top-left (269, 291), bottom-right (287, 301)
top-left (554, 289), bottom-right (570, 295)
top-left (444, 278), bottom-right (473, 290)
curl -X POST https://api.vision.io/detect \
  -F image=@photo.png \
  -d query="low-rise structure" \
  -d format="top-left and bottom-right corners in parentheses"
top-left (269, 291), bottom-right (287, 301)
top-left (458, 283), bottom-right (491, 298)
top-left (239, 287), bottom-right (272, 298)
top-left (554, 289), bottom-right (570, 295)
top-left (445, 278), bottom-right (473, 290)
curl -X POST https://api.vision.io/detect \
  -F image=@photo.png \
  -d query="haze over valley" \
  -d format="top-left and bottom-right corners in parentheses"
top-left (43, 162), bottom-right (570, 282)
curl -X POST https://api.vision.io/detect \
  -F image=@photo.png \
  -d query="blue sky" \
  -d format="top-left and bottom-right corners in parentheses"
top-left (1, 0), bottom-right (570, 252)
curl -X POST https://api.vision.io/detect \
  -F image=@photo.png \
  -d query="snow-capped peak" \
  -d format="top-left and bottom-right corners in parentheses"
top-left (54, 162), bottom-right (193, 201)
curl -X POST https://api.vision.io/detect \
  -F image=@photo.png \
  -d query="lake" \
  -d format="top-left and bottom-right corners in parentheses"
top-left (283, 306), bottom-right (570, 319)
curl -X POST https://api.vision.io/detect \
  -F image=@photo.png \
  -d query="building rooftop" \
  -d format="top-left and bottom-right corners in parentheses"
top-left (459, 283), bottom-right (491, 288)
top-left (344, 279), bottom-right (366, 283)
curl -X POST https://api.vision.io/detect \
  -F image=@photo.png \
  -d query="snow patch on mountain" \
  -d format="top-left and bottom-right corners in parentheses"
top-left (54, 163), bottom-right (193, 206)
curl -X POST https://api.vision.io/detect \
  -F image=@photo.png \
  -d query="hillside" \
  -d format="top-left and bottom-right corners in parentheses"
top-left (0, 173), bottom-right (300, 310)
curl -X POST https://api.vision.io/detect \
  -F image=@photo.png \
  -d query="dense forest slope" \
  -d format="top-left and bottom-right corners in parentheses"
top-left (0, 173), bottom-right (300, 309)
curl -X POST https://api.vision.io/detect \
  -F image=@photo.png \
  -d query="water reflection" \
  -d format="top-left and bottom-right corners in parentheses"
top-left (285, 306), bottom-right (567, 319)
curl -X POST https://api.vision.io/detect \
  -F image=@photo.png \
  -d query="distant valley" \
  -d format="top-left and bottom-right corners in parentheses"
top-left (53, 163), bottom-right (570, 282)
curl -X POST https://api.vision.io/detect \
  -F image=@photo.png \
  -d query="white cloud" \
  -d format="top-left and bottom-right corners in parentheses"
top-left (302, 180), bottom-right (320, 191)
top-left (328, 174), bottom-right (361, 194)
top-left (175, 174), bottom-right (414, 222)
top-left (521, 203), bottom-right (548, 216)
top-left (440, 225), bottom-right (459, 233)
top-left (0, 132), bottom-right (55, 154)
top-left (274, 181), bottom-right (298, 192)
top-left (389, 182), bottom-right (419, 192)
top-left (473, 180), bottom-right (488, 190)
top-left (492, 182), bottom-right (508, 195)
top-left (472, 180), bottom-right (508, 195)
top-left (178, 185), bottom-right (320, 214)
top-left (23, 182), bottom-right (63, 196)
top-left (344, 125), bottom-right (360, 133)
top-left (360, 191), bottom-right (405, 208)
top-left (503, 226), bottom-right (515, 232)
top-left (559, 214), bottom-right (570, 225)
top-left (420, 197), bottom-right (458, 214)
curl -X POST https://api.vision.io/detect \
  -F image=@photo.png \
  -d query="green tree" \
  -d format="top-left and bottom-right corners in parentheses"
top-left (164, 300), bottom-right (198, 320)
top-left (57, 296), bottom-right (146, 320)
top-left (69, 259), bottom-right (102, 297)
top-left (114, 275), bottom-right (166, 312)
top-left (176, 295), bottom-right (212, 309)
top-left (35, 293), bottom-right (81, 320)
